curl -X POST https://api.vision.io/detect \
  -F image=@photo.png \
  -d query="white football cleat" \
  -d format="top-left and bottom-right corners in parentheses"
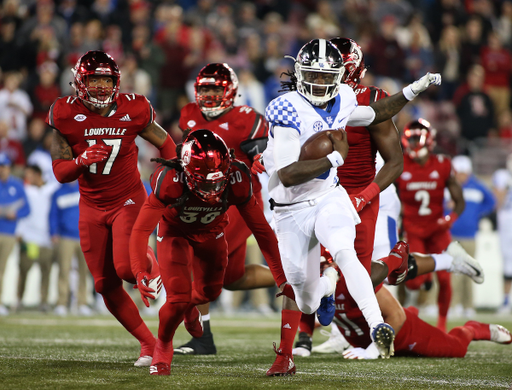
top-left (447, 241), bottom-right (484, 284)
top-left (490, 324), bottom-right (512, 344)
top-left (134, 355), bottom-right (153, 367)
top-left (312, 325), bottom-right (351, 354)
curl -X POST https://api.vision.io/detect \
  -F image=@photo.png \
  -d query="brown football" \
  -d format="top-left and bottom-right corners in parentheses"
top-left (299, 130), bottom-right (343, 161)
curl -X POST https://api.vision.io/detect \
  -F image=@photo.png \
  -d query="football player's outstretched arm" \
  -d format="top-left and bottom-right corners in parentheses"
top-left (139, 121), bottom-right (177, 159)
top-left (347, 73), bottom-right (442, 127)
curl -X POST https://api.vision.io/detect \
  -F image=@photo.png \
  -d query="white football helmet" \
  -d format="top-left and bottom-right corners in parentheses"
top-left (293, 38), bottom-right (345, 106)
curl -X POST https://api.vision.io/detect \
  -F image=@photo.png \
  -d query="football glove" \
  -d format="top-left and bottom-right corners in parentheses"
top-left (349, 182), bottom-right (380, 213)
top-left (251, 153), bottom-right (266, 174)
top-left (437, 212), bottom-right (458, 231)
top-left (403, 72), bottom-right (442, 101)
top-left (135, 271), bottom-right (156, 308)
top-left (75, 144), bottom-right (110, 167)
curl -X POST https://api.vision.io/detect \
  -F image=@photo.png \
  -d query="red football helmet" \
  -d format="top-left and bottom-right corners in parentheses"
top-left (72, 50), bottom-right (121, 108)
top-left (401, 118), bottom-right (436, 159)
top-left (181, 129), bottom-right (231, 203)
top-left (194, 63), bottom-right (238, 117)
top-left (329, 37), bottom-right (366, 86)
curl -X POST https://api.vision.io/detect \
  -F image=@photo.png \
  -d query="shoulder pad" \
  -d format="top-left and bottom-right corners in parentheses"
top-left (265, 96), bottom-right (302, 131)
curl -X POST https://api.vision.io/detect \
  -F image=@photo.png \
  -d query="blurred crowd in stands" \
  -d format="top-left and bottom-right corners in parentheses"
top-left (0, 0), bottom-right (512, 179)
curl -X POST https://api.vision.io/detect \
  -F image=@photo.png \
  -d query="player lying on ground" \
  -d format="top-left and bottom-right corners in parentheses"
top-left (302, 241), bottom-right (510, 359)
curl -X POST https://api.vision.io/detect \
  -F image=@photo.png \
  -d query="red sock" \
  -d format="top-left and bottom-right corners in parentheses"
top-left (298, 313), bottom-right (316, 336)
top-left (436, 270), bottom-right (451, 332)
top-left (380, 254), bottom-right (402, 275)
top-left (130, 322), bottom-right (156, 356)
top-left (464, 321), bottom-right (491, 341)
top-left (279, 309), bottom-right (302, 355)
top-left (437, 316), bottom-right (447, 333)
top-left (153, 338), bottom-right (174, 365)
top-left (102, 285), bottom-right (156, 353)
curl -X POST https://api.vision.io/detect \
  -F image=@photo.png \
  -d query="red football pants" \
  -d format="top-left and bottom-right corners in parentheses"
top-left (78, 187), bottom-right (147, 291)
top-left (352, 190), bottom-right (379, 274)
top-left (222, 190), bottom-right (264, 285)
top-left (394, 307), bottom-right (473, 357)
top-left (156, 228), bottom-right (229, 341)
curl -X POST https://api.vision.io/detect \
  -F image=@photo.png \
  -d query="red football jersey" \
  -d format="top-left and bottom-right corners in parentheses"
top-left (396, 154), bottom-right (453, 236)
top-left (333, 274), bottom-right (383, 349)
top-left (151, 160), bottom-right (253, 241)
top-left (338, 85), bottom-right (388, 191)
top-left (179, 103), bottom-right (268, 193)
top-left (47, 93), bottom-right (154, 209)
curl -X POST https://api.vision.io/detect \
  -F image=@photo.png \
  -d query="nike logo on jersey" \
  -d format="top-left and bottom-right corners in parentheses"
top-left (120, 114), bottom-right (132, 121)
top-left (124, 199), bottom-right (135, 206)
top-left (219, 122), bottom-right (229, 130)
top-left (429, 170), bottom-right (440, 179)
top-left (84, 128), bottom-right (127, 136)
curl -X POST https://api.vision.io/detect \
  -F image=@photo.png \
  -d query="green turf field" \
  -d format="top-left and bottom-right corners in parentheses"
top-left (1, 312), bottom-right (512, 390)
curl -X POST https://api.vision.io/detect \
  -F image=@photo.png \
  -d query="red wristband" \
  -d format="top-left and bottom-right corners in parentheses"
top-left (158, 134), bottom-right (177, 159)
top-left (360, 182), bottom-right (381, 203)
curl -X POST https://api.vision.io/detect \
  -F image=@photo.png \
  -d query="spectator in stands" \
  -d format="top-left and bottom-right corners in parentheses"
top-left (366, 15), bottom-right (405, 82)
top-left (0, 71), bottom-right (33, 141)
top-left (27, 130), bottom-right (57, 185)
top-left (15, 165), bottom-right (59, 312)
top-left (480, 31), bottom-right (512, 122)
top-left (459, 16), bottom-right (485, 79)
top-left (449, 155), bottom-right (496, 318)
top-left (0, 154), bottom-right (30, 316)
top-left (455, 64), bottom-right (496, 143)
top-left (492, 154), bottom-right (512, 314)
top-left (435, 25), bottom-right (462, 101)
top-left (22, 118), bottom-right (48, 160)
top-left (30, 61), bottom-right (61, 121)
top-left (0, 120), bottom-right (25, 176)
top-left (50, 180), bottom-right (92, 317)
top-left (0, 16), bottom-right (26, 74)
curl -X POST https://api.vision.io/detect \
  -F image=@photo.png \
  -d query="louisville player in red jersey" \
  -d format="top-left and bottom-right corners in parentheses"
top-left (315, 246), bottom-right (511, 360)
top-left (290, 37), bottom-right (407, 357)
top-left (47, 51), bottom-right (176, 367)
top-left (396, 119), bottom-right (465, 332)
top-left (175, 63), bottom-right (274, 355)
top-left (128, 130), bottom-right (286, 375)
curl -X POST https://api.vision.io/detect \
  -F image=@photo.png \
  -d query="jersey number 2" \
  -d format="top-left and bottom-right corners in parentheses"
top-left (415, 190), bottom-right (432, 216)
top-left (86, 139), bottom-right (121, 174)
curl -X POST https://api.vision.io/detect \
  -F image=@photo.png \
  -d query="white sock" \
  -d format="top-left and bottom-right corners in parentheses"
top-left (201, 313), bottom-right (210, 321)
top-left (432, 253), bottom-right (453, 271)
